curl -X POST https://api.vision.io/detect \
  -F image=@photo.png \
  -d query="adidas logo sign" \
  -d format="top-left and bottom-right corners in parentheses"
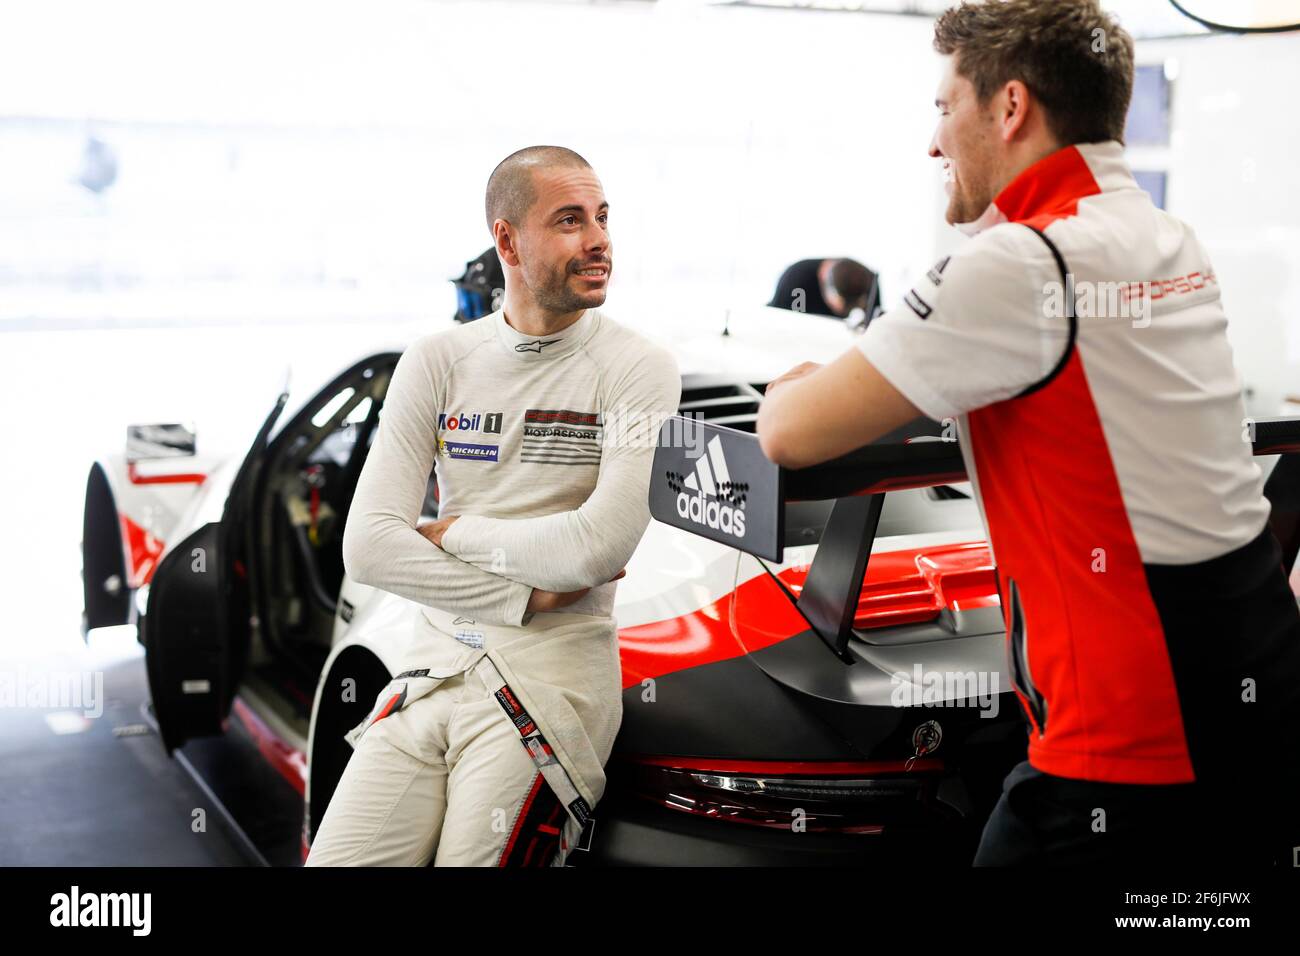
top-left (669, 435), bottom-right (748, 538)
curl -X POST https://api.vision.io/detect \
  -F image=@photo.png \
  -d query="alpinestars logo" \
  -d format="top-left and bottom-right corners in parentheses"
top-left (669, 435), bottom-right (748, 538)
top-left (515, 338), bottom-right (562, 353)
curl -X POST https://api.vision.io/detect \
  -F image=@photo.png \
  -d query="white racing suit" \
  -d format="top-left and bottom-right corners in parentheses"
top-left (306, 605), bottom-right (621, 867)
top-left (304, 306), bottom-right (680, 867)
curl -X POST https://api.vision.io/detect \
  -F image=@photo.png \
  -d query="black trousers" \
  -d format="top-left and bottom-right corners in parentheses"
top-left (972, 759), bottom-right (1295, 866)
top-left (975, 527), bottom-right (1300, 867)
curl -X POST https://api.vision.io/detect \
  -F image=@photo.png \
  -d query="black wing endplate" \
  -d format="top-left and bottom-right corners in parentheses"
top-left (648, 416), bottom-right (965, 563)
top-left (648, 417), bottom-right (785, 561)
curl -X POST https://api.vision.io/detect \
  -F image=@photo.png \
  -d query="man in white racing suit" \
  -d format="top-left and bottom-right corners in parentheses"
top-left (305, 145), bottom-right (680, 866)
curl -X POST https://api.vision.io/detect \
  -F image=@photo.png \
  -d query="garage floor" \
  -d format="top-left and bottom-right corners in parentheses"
top-left (0, 322), bottom-right (411, 868)
top-left (0, 628), bottom-right (301, 866)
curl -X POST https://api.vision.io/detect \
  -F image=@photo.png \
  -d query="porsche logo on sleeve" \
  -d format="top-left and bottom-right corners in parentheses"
top-left (520, 408), bottom-right (603, 466)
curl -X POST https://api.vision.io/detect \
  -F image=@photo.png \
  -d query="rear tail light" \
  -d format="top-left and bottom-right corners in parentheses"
top-left (615, 760), bottom-right (952, 834)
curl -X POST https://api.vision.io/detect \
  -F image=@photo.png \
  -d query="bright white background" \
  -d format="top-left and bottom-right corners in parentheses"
top-left (1133, 30), bottom-right (1300, 414)
top-left (0, 0), bottom-right (944, 327)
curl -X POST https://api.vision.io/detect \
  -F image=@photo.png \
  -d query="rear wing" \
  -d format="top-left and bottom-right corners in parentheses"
top-left (1251, 417), bottom-right (1300, 455)
top-left (648, 414), bottom-right (1300, 658)
top-left (648, 417), bottom-right (964, 564)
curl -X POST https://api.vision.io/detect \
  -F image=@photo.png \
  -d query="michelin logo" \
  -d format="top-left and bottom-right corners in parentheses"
top-left (439, 440), bottom-right (499, 462)
top-left (676, 435), bottom-right (746, 538)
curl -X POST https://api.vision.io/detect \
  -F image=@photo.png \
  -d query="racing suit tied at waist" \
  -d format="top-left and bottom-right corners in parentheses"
top-left (349, 605), bottom-right (623, 846)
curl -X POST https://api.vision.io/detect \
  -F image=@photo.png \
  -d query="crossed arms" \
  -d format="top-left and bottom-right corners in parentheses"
top-left (340, 340), bottom-right (681, 627)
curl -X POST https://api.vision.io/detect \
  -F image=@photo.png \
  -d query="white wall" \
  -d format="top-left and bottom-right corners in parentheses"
top-left (1130, 31), bottom-right (1300, 416)
top-left (0, 0), bottom-right (944, 330)
top-left (3, 0), bottom-right (1296, 418)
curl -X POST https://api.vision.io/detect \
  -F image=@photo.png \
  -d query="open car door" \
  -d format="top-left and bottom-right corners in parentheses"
top-left (143, 390), bottom-right (288, 754)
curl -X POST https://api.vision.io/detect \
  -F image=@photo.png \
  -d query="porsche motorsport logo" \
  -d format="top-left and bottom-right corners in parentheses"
top-left (668, 434), bottom-right (748, 538)
top-left (522, 408), bottom-right (602, 465)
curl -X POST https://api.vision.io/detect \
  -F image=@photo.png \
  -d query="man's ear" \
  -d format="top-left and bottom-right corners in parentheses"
top-left (494, 220), bottom-right (521, 268)
top-left (999, 79), bottom-right (1032, 142)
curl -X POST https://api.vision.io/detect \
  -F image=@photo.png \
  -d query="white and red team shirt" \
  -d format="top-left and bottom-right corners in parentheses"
top-left (856, 140), bottom-right (1273, 785)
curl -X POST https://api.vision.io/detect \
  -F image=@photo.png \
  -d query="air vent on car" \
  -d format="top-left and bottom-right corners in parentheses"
top-left (678, 374), bottom-right (766, 433)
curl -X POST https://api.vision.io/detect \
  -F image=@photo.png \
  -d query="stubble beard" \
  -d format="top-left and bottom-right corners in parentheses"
top-left (946, 173), bottom-right (992, 226)
top-left (531, 260), bottom-right (607, 314)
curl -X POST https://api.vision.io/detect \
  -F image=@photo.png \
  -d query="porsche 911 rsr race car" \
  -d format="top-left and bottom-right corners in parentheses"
top-left (80, 308), bottom-right (1300, 866)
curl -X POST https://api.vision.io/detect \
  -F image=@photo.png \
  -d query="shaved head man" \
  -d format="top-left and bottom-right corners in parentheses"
top-left (484, 145), bottom-right (611, 328)
top-left (308, 146), bottom-right (679, 867)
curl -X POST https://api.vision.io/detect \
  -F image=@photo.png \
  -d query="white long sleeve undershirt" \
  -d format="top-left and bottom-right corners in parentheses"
top-left (341, 306), bottom-right (680, 627)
